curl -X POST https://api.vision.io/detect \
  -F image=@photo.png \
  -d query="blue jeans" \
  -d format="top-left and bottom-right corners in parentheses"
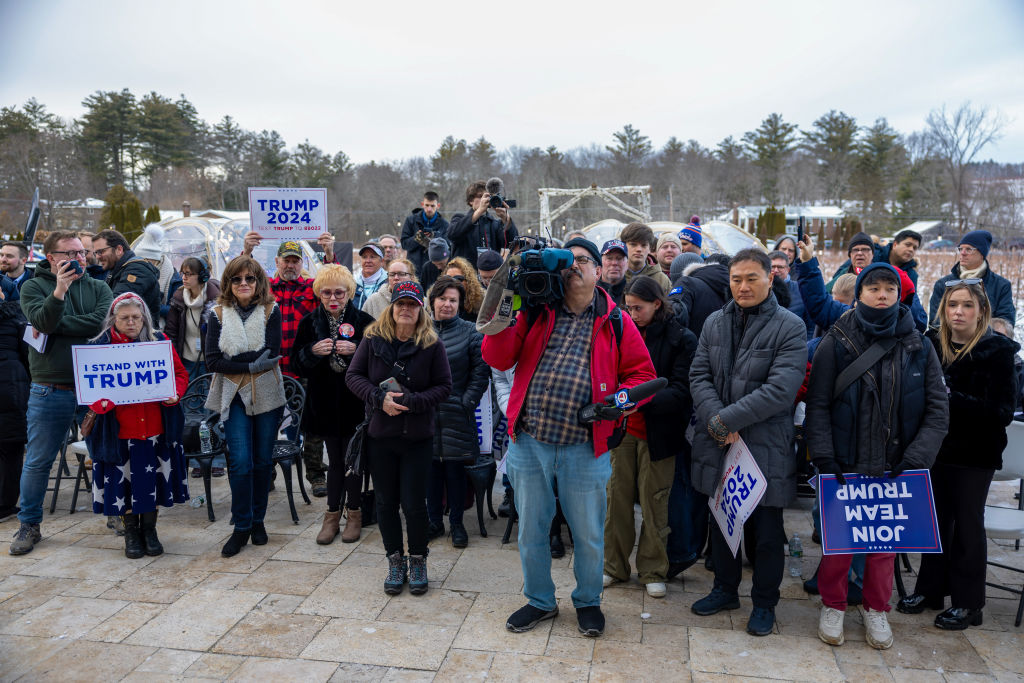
top-left (507, 432), bottom-right (611, 611)
top-left (223, 397), bottom-right (282, 531)
top-left (182, 358), bottom-right (207, 382)
top-left (666, 445), bottom-right (708, 565)
top-left (19, 384), bottom-right (87, 525)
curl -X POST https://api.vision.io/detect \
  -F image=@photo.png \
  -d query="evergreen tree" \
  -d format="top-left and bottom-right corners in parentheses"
top-left (606, 124), bottom-right (652, 184)
top-left (100, 184), bottom-right (145, 242)
top-left (145, 205), bottom-right (161, 224)
top-left (802, 110), bottom-right (859, 206)
top-left (289, 140), bottom-right (337, 188)
top-left (78, 89), bottom-right (139, 190)
top-left (851, 118), bottom-right (906, 229)
top-left (210, 116), bottom-right (249, 209)
top-left (429, 136), bottom-right (470, 204)
top-left (469, 136), bottom-right (499, 178)
top-left (743, 113), bottom-right (798, 204)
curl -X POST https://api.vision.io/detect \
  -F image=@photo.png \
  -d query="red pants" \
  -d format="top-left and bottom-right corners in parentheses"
top-left (819, 552), bottom-right (895, 612)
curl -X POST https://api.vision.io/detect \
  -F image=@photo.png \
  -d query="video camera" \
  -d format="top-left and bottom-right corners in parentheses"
top-left (507, 236), bottom-right (574, 308)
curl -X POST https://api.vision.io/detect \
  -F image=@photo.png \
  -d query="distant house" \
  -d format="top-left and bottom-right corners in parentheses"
top-left (50, 197), bottom-right (105, 232)
top-left (896, 221), bottom-right (947, 242)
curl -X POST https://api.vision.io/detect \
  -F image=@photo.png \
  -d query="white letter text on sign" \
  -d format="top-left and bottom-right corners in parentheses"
top-left (709, 437), bottom-right (767, 558)
top-left (72, 340), bottom-right (176, 406)
top-left (248, 187), bottom-right (328, 240)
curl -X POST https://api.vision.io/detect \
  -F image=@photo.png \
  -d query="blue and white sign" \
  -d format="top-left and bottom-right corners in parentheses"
top-left (248, 187), bottom-right (328, 240)
top-left (819, 470), bottom-right (942, 555)
top-left (709, 437), bottom-right (767, 557)
top-left (474, 382), bottom-right (493, 455)
top-left (72, 340), bottom-right (176, 406)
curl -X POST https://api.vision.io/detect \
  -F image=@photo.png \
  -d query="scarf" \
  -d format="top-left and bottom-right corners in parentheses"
top-left (323, 304), bottom-right (349, 373)
top-left (958, 261), bottom-right (987, 280)
top-left (216, 302), bottom-right (268, 356)
top-left (855, 301), bottom-right (899, 340)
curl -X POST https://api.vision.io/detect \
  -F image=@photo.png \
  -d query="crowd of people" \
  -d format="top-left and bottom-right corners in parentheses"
top-left (0, 182), bottom-right (1019, 652)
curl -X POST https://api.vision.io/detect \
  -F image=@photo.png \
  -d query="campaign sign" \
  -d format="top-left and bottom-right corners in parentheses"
top-left (709, 437), bottom-right (767, 557)
top-left (474, 382), bottom-right (493, 455)
top-left (73, 340), bottom-right (176, 406)
top-left (819, 470), bottom-right (942, 555)
top-left (248, 187), bottom-right (328, 240)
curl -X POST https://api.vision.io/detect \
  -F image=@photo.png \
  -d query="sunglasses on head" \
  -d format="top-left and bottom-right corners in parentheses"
top-left (945, 278), bottom-right (983, 288)
top-left (230, 275), bottom-right (257, 285)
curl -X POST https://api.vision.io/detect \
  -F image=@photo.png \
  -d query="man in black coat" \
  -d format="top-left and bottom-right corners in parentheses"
top-left (400, 191), bottom-right (449, 273)
top-left (93, 229), bottom-right (161, 322)
top-left (670, 260), bottom-right (730, 339)
top-left (448, 180), bottom-right (518, 269)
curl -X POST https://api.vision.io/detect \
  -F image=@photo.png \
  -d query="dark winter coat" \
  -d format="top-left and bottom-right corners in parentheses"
top-left (291, 304), bottom-right (376, 438)
top-left (447, 211), bottom-right (519, 269)
top-left (164, 280), bottom-right (221, 361)
top-left (639, 317), bottom-right (697, 461)
top-left (875, 243), bottom-right (919, 286)
top-left (1, 276), bottom-right (18, 302)
top-left (400, 208), bottom-right (449, 273)
top-left (106, 249), bottom-right (162, 322)
top-left (784, 278), bottom-right (815, 339)
top-left (346, 333), bottom-right (452, 441)
top-left (0, 301), bottom-right (29, 444)
top-left (670, 262), bottom-right (730, 340)
top-left (930, 261), bottom-right (1016, 328)
top-left (599, 278), bottom-right (627, 307)
top-left (929, 329), bottom-right (1018, 470)
top-left (433, 316), bottom-right (489, 461)
top-left (805, 307), bottom-right (948, 477)
top-left (689, 293), bottom-right (807, 507)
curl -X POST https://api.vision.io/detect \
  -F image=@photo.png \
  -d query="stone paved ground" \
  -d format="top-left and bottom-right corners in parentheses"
top-left (0, 464), bottom-right (1022, 682)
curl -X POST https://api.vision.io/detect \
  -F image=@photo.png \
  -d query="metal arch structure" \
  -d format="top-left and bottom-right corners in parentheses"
top-left (537, 184), bottom-right (651, 238)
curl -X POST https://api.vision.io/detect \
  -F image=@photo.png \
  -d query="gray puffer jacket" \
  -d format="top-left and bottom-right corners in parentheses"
top-left (434, 316), bottom-right (489, 461)
top-left (689, 293), bottom-right (807, 507)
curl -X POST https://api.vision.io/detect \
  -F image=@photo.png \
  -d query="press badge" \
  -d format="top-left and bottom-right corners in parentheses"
top-left (194, 338), bottom-right (203, 352)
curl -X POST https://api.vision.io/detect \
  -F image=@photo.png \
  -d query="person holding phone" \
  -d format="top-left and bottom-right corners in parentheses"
top-left (11, 231), bottom-right (112, 556)
top-left (346, 281), bottom-right (452, 596)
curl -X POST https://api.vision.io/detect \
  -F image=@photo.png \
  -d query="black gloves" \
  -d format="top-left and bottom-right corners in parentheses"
top-left (887, 462), bottom-right (906, 479)
top-left (815, 461), bottom-right (847, 487)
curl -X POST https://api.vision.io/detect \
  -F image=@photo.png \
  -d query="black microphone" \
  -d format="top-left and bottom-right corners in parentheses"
top-left (578, 377), bottom-right (668, 424)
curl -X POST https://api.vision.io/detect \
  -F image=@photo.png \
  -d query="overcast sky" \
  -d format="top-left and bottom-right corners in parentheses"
top-left (2, 0), bottom-right (1023, 165)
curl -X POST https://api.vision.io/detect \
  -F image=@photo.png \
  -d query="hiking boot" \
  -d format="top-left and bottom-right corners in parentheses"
top-left (317, 510), bottom-right (341, 545)
top-left (860, 606), bottom-right (893, 649)
top-left (549, 533), bottom-right (565, 558)
top-left (385, 551), bottom-right (407, 595)
top-left (576, 605), bottom-right (605, 637)
top-left (9, 522), bottom-right (41, 556)
top-left (122, 515), bottom-right (145, 559)
top-left (311, 479), bottom-right (328, 498)
top-left (106, 515), bottom-right (126, 537)
top-left (818, 606), bottom-right (845, 645)
top-left (498, 493), bottom-right (512, 518)
top-left (506, 604), bottom-right (558, 633)
top-left (746, 606), bottom-right (775, 636)
top-left (221, 529), bottom-right (250, 557)
top-left (691, 588), bottom-right (740, 616)
top-left (450, 521), bottom-right (468, 548)
top-left (341, 509), bottom-right (362, 543)
top-left (250, 522), bottom-right (268, 545)
top-left (139, 510), bottom-right (163, 556)
top-left (408, 554), bottom-right (429, 595)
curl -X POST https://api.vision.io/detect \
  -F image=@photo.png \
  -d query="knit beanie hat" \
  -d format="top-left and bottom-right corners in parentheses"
top-left (669, 252), bottom-right (704, 282)
top-left (427, 237), bottom-right (450, 262)
top-left (134, 225), bottom-right (165, 261)
top-left (854, 262), bottom-right (901, 300)
top-left (959, 230), bottom-right (992, 258)
top-left (847, 232), bottom-right (873, 256)
top-left (679, 216), bottom-right (702, 248)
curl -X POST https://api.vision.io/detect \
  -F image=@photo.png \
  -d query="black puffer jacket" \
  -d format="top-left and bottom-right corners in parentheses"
top-left (638, 317), bottom-right (697, 460)
top-left (671, 262), bottom-right (729, 338)
top-left (106, 249), bottom-right (162, 322)
top-left (447, 211), bottom-right (519, 269)
top-left (433, 316), bottom-right (489, 461)
top-left (0, 301), bottom-right (29, 444)
top-left (929, 329), bottom-right (1019, 470)
top-left (291, 304), bottom-right (376, 438)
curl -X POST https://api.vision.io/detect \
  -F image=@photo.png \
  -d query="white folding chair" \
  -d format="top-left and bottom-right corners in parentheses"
top-left (983, 420), bottom-right (1024, 626)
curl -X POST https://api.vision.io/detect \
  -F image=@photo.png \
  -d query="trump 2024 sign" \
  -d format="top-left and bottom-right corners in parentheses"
top-left (248, 187), bottom-right (328, 240)
top-left (818, 470), bottom-right (942, 555)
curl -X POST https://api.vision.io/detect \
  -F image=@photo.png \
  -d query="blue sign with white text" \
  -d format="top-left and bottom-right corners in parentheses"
top-left (819, 469), bottom-right (942, 555)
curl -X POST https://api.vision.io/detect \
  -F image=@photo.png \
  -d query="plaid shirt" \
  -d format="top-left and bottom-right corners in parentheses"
top-left (271, 276), bottom-right (316, 377)
top-left (520, 297), bottom-right (595, 445)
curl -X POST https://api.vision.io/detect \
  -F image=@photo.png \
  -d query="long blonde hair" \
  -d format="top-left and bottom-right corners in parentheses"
top-left (445, 256), bottom-right (484, 314)
top-left (937, 282), bottom-right (991, 366)
top-left (365, 301), bottom-right (438, 348)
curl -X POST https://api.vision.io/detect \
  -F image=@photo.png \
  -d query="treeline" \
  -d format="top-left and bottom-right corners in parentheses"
top-left (0, 91), bottom-right (1020, 242)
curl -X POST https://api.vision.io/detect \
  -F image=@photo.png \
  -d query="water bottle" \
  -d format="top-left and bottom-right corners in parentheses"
top-left (788, 533), bottom-right (803, 577)
top-left (190, 494), bottom-right (205, 509)
top-left (199, 422), bottom-right (212, 454)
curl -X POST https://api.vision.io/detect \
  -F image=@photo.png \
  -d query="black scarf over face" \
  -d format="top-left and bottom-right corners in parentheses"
top-left (855, 300), bottom-right (899, 340)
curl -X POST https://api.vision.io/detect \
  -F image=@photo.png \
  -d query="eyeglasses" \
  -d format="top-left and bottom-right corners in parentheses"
top-left (387, 271), bottom-right (411, 279)
top-left (321, 289), bottom-right (347, 299)
top-left (850, 247), bottom-right (873, 255)
top-left (51, 250), bottom-right (87, 259)
top-left (230, 275), bottom-right (257, 285)
top-left (93, 246), bottom-right (114, 257)
top-left (944, 278), bottom-right (983, 287)
top-left (958, 246), bottom-right (979, 255)
top-left (574, 255), bottom-right (598, 266)
top-left (115, 315), bottom-right (143, 324)
top-left (180, 271), bottom-right (195, 278)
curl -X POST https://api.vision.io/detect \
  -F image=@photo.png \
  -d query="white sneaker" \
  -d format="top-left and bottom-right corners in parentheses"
top-left (646, 582), bottom-right (667, 598)
top-left (602, 574), bottom-right (617, 588)
top-left (818, 606), bottom-right (845, 645)
top-left (860, 606), bottom-right (893, 650)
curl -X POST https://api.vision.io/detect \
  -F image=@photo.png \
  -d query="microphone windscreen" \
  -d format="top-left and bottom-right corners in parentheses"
top-left (486, 177), bottom-right (504, 195)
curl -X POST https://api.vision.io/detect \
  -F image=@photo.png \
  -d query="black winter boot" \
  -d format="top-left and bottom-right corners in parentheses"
top-left (221, 529), bottom-right (250, 557)
top-left (139, 510), bottom-right (163, 556)
top-left (122, 515), bottom-right (145, 559)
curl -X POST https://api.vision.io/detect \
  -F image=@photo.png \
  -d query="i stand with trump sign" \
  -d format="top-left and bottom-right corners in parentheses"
top-left (710, 437), bottom-right (767, 557)
top-left (72, 340), bottom-right (176, 406)
top-left (818, 470), bottom-right (942, 554)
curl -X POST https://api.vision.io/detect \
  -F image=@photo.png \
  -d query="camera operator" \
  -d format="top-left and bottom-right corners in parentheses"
top-left (448, 180), bottom-right (519, 270)
top-left (482, 237), bottom-right (655, 638)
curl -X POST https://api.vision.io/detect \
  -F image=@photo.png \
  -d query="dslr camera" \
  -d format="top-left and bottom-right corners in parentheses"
top-left (507, 236), bottom-right (574, 308)
top-left (486, 177), bottom-right (517, 209)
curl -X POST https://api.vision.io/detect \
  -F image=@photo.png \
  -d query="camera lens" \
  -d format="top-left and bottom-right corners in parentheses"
top-left (522, 273), bottom-right (549, 297)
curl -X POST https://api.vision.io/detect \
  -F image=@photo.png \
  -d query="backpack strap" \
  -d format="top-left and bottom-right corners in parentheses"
top-left (608, 305), bottom-right (624, 349)
top-left (832, 337), bottom-right (899, 400)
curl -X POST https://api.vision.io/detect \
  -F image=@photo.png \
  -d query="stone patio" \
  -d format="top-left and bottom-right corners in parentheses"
top-left (0, 465), bottom-right (1022, 682)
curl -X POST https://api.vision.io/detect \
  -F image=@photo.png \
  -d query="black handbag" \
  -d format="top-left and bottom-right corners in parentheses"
top-left (344, 417), bottom-right (369, 476)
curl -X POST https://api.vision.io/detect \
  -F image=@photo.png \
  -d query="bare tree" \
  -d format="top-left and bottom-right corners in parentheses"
top-left (925, 102), bottom-right (1006, 231)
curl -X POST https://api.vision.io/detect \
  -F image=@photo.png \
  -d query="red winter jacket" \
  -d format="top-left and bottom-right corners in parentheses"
top-left (482, 288), bottom-right (656, 458)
